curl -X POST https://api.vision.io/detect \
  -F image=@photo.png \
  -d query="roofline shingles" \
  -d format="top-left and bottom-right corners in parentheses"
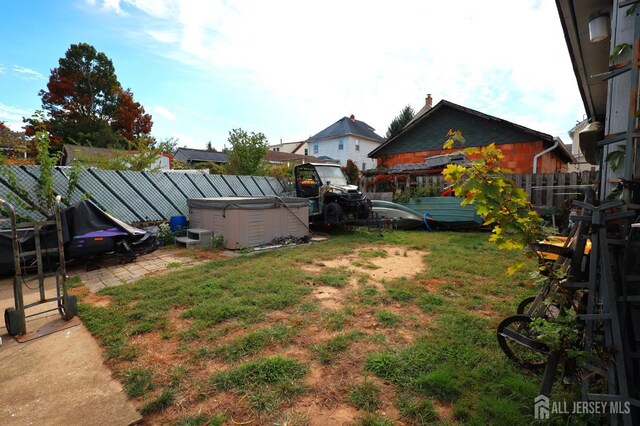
top-left (369, 100), bottom-right (560, 159)
top-left (308, 116), bottom-right (385, 143)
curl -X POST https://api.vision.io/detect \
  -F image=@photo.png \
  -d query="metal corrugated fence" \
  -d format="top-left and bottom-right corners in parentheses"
top-left (0, 166), bottom-right (287, 224)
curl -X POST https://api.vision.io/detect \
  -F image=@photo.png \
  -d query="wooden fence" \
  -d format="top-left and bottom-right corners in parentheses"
top-left (361, 171), bottom-right (599, 209)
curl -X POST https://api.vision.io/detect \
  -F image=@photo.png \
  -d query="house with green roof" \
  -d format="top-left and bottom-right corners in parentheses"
top-left (368, 100), bottom-right (574, 174)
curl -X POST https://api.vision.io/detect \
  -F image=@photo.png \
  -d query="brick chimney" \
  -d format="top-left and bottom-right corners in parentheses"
top-left (350, 114), bottom-right (355, 121)
top-left (425, 94), bottom-right (433, 107)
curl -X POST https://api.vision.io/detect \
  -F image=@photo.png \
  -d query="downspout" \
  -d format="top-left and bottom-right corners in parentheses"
top-left (532, 137), bottom-right (559, 174)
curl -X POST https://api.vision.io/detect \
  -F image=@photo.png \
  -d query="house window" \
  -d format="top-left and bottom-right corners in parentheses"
top-left (362, 162), bottom-right (366, 170)
top-left (355, 139), bottom-right (360, 151)
top-left (338, 139), bottom-right (344, 150)
top-left (304, 149), bottom-right (308, 155)
top-left (313, 144), bottom-right (319, 154)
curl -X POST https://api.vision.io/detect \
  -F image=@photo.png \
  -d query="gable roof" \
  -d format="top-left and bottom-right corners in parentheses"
top-left (368, 100), bottom-right (574, 163)
top-left (265, 150), bottom-right (319, 163)
top-left (290, 141), bottom-right (307, 154)
top-left (404, 102), bottom-right (433, 128)
top-left (62, 144), bottom-right (118, 165)
top-left (173, 147), bottom-right (228, 164)
top-left (308, 116), bottom-right (385, 143)
top-left (268, 140), bottom-right (307, 153)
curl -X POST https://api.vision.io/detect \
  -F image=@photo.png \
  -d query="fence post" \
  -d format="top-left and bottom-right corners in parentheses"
top-left (545, 173), bottom-right (554, 207)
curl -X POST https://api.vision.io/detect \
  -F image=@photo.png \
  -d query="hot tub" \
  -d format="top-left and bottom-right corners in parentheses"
top-left (187, 196), bottom-right (309, 249)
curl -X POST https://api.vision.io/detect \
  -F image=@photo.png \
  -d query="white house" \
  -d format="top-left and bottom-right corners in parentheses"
top-left (307, 115), bottom-right (385, 170)
top-left (268, 140), bottom-right (309, 155)
top-left (566, 119), bottom-right (598, 173)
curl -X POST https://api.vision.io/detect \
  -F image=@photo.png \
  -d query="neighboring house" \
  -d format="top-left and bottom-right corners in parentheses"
top-left (173, 148), bottom-right (228, 167)
top-left (0, 127), bottom-right (29, 162)
top-left (567, 119), bottom-right (599, 172)
top-left (61, 144), bottom-right (172, 170)
top-left (264, 150), bottom-right (320, 165)
top-left (404, 94), bottom-right (434, 128)
top-left (0, 144), bottom-right (29, 161)
top-left (307, 115), bottom-right (385, 171)
top-left (368, 100), bottom-right (574, 174)
top-left (556, 0), bottom-right (630, 197)
top-left (268, 140), bottom-right (309, 156)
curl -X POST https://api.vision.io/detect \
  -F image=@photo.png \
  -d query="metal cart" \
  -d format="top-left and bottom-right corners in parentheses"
top-left (2, 197), bottom-right (77, 336)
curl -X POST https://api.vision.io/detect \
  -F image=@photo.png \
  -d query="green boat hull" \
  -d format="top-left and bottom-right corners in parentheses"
top-left (395, 197), bottom-right (483, 229)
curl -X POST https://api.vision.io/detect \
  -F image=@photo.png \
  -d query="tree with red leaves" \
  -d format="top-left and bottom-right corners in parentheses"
top-left (112, 89), bottom-right (153, 141)
top-left (26, 43), bottom-right (152, 150)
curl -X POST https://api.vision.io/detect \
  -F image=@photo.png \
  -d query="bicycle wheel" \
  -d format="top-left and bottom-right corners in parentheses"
top-left (517, 296), bottom-right (561, 320)
top-left (516, 296), bottom-right (537, 315)
top-left (497, 314), bottom-right (548, 368)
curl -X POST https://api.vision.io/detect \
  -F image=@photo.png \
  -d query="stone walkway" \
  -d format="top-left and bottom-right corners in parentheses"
top-left (77, 251), bottom-right (205, 292)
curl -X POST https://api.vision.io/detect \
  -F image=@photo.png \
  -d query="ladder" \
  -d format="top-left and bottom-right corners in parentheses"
top-left (577, 199), bottom-right (639, 424)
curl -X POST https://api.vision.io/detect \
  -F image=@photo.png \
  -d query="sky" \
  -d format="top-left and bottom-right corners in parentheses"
top-left (0, 0), bottom-right (586, 151)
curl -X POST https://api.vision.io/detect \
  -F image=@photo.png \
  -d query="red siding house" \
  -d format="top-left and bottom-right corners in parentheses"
top-left (369, 100), bottom-right (574, 174)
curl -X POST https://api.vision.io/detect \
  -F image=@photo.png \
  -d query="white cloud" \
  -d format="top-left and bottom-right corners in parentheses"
top-left (170, 132), bottom-right (197, 148)
top-left (0, 103), bottom-right (32, 131)
top-left (94, 0), bottom-right (585, 142)
top-left (153, 105), bottom-right (176, 121)
top-left (12, 65), bottom-right (43, 80)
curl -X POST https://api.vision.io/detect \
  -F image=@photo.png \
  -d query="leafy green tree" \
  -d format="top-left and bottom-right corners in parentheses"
top-left (193, 161), bottom-right (227, 174)
top-left (26, 43), bottom-right (152, 149)
top-left (224, 128), bottom-right (268, 176)
top-left (72, 136), bottom-right (178, 172)
top-left (442, 130), bottom-right (544, 274)
top-left (266, 162), bottom-right (294, 179)
top-left (386, 105), bottom-right (415, 139)
top-left (149, 137), bottom-right (178, 155)
top-left (0, 127), bottom-right (84, 217)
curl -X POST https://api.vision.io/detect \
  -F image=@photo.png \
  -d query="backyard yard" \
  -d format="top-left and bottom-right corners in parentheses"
top-left (71, 230), bottom-right (572, 425)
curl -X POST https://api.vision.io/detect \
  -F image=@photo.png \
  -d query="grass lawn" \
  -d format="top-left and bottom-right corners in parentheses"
top-left (73, 229), bottom-right (555, 425)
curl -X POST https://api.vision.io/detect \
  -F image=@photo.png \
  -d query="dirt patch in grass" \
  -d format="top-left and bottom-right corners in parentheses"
top-left (298, 336), bottom-right (401, 425)
top-left (322, 244), bottom-right (427, 280)
top-left (303, 244), bottom-right (428, 308)
top-left (423, 278), bottom-right (448, 292)
top-left (434, 401), bottom-right (455, 423)
top-left (80, 291), bottom-right (113, 307)
top-left (130, 332), bottom-right (188, 366)
top-left (313, 285), bottom-right (346, 309)
top-left (166, 307), bottom-right (193, 333)
top-left (304, 400), bottom-right (360, 426)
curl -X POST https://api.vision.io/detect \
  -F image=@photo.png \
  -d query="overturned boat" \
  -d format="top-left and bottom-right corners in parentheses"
top-left (371, 200), bottom-right (425, 230)
top-left (395, 196), bottom-right (483, 230)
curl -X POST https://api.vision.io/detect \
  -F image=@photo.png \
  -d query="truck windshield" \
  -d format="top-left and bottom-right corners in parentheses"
top-left (316, 166), bottom-right (348, 186)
